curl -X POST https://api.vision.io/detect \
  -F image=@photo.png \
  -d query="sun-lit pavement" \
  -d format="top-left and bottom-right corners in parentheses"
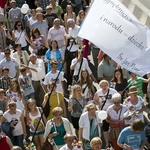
top-left (119, 0), bottom-right (150, 27)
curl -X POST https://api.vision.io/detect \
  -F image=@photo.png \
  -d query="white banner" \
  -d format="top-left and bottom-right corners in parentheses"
top-left (78, 0), bottom-right (150, 76)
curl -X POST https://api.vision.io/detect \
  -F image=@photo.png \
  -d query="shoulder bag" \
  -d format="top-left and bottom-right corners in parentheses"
top-left (43, 93), bottom-right (51, 118)
top-left (73, 58), bottom-right (83, 84)
top-left (109, 106), bottom-right (123, 140)
top-left (101, 89), bottom-right (110, 110)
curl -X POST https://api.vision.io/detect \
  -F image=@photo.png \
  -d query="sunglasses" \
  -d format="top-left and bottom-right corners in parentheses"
top-left (17, 24), bottom-right (22, 26)
top-left (5, 52), bottom-right (10, 54)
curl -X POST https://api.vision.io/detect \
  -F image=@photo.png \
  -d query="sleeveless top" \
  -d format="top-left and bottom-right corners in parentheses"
top-left (0, 136), bottom-right (10, 150)
top-left (29, 107), bottom-right (45, 133)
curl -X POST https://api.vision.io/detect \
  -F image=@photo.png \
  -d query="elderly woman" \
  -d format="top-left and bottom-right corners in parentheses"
top-left (90, 137), bottom-right (102, 150)
top-left (1, 102), bottom-right (26, 149)
top-left (93, 80), bottom-right (118, 149)
top-left (43, 107), bottom-right (75, 150)
top-left (123, 86), bottom-right (145, 125)
top-left (79, 103), bottom-right (102, 150)
top-left (106, 93), bottom-right (128, 150)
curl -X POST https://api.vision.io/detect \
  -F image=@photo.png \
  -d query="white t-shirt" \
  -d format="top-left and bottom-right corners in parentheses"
top-left (43, 70), bottom-right (64, 93)
top-left (3, 109), bottom-right (23, 136)
top-left (6, 90), bottom-right (24, 111)
top-left (107, 104), bottom-right (128, 121)
top-left (96, 88), bottom-right (118, 110)
top-left (71, 58), bottom-right (92, 76)
top-left (123, 96), bottom-right (144, 124)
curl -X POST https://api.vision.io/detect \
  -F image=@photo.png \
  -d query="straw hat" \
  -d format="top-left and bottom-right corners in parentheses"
top-left (128, 86), bottom-right (138, 94)
top-left (10, 0), bottom-right (16, 3)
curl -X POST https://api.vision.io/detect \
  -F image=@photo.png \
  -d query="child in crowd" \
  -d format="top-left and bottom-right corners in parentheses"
top-left (19, 67), bottom-right (35, 103)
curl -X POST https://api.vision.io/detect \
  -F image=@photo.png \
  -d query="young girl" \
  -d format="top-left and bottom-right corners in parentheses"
top-left (78, 68), bottom-right (95, 103)
top-left (6, 78), bottom-right (26, 112)
top-left (68, 84), bottom-right (86, 137)
top-left (26, 99), bottom-right (46, 150)
top-left (19, 67), bottom-right (35, 103)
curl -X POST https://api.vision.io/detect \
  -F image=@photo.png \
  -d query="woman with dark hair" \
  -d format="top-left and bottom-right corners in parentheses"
top-left (30, 27), bottom-right (46, 61)
top-left (12, 43), bottom-right (29, 66)
top-left (42, 81), bottom-right (66, 120)
top-left (78, 68), bottom-right (95, 102)
top-left (12, 21), bottom-right (30, 55)
top-left (45, 40), bottom-right (62, 73)
top-left (111, 67), bottom-right (128, 102)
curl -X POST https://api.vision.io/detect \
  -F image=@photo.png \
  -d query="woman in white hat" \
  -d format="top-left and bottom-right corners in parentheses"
top-left (123, 86), bottom-right (145, 125)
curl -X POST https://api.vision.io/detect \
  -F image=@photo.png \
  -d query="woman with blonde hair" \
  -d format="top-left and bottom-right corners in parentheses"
top-left (64, 5), bottom-right (76, 31)
top-left (68, 84), bottom-right (86, 137)
top-left (6, 78), bottom-right (26, 112)
top-left (26, 98), bottom-right (46, 150)
top-left (90, 137), bottom-right (102, 150)
top-left (44, 106), bottom-right (75, 150)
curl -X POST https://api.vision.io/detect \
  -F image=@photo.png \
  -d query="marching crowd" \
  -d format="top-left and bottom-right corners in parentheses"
top-left (0, 0), bottom-right (150, 150)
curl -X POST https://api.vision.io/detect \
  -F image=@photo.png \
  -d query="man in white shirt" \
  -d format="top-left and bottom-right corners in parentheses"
top-left (8, 0), bottom-right (23, 31)
top-left (70, 49), bottom-right (97, 84)
top-left (67, 18), bottom-right (80, 44)
top-left (43, 60), bottom-right (64, 94)
top-left (27, 54), bottom-right (45, 106)
top-left (0, 48), bottom-right (19, 78)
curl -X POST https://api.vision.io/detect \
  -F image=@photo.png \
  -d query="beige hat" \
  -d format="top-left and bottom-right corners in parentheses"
top-left (0, 110), bottom-right (3, 116)
top-left (129, 86), bottom-right (138, 94)
top-left (10, 0), bottom-right (16, 3)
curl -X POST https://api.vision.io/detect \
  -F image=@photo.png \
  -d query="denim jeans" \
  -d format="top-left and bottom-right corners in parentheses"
top-left (14, 134), bottom-right (24, 149)
top-left (24, 92), bottom-right (35, 103)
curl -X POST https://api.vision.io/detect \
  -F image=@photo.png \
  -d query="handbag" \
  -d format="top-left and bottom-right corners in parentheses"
top-left (42, 138), bottom-right (53, 150)
top-left (101, 89), bottom-right (110, 110)
top-left (109, 106), bottom-right (123, 140)
top-left (6, 38), bottom-right (15, 47)
top-left (37, 46), bottom-right (48, 56)
top-left (73, 58), bottom-right (83, 84)
top-left (43, 93), bottom-right (51, 118)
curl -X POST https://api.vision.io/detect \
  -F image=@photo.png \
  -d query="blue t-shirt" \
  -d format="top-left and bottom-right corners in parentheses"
top-left (118, 126), bottom-right (146, 150)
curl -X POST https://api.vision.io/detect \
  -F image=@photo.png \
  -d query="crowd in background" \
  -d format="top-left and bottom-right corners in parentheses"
top-left (0, 0), bottom-right (150, 150)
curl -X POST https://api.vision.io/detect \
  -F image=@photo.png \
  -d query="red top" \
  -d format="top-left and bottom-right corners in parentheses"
top-left (0, 136), bottom-right (10, 150)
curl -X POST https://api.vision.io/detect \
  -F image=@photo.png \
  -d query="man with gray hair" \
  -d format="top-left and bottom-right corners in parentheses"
top-left (67, 18), bottom-right (80, 44)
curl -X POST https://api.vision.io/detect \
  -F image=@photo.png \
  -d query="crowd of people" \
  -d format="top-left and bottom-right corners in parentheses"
top-left (0, 0), bottom-right (150, 150)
